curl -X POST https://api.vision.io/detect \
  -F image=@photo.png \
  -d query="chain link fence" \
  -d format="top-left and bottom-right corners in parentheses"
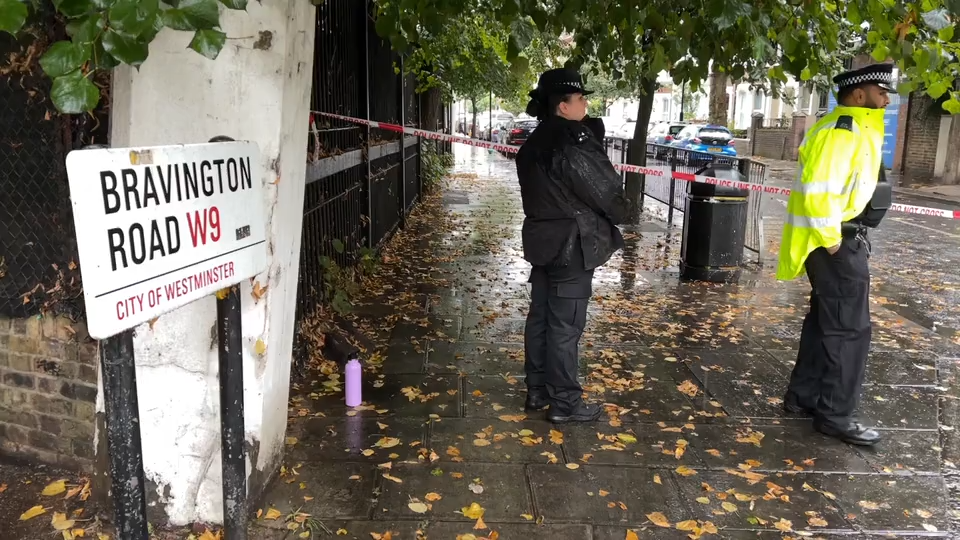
top-left (0, 7), bottom-right (108, 320)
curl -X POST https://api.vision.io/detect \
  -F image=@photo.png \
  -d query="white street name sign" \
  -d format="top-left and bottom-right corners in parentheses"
top-left (65, 141), bottom-right (267, 339)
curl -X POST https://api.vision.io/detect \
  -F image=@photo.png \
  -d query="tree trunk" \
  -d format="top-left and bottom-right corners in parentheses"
top-left (470, 97), bottom-right (477, 138)
top-left (708, 71), bottom-right (729, 126)
top-left (730, 81), bottom-right (738, 129)
top-left (624, 78), bottom-right (658, 224)
top-left (942, 116), bottom-right (960, 184)
top-left (420, 87), bottom-right (442, 131)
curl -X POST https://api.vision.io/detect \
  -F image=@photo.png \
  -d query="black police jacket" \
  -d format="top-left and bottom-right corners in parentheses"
top-left (516, 116), bottom-right (630, 271)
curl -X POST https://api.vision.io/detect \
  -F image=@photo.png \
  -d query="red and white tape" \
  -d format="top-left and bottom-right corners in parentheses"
top-left (312, 111), bottom-right (960, 221)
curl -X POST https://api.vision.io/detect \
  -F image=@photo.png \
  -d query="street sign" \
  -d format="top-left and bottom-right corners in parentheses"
top-left (65, 141), bottom-right (267, 339)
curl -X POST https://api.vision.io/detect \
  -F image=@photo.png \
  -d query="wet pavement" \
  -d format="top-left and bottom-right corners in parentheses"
top-left (255, 146), bottom-right (960, 539)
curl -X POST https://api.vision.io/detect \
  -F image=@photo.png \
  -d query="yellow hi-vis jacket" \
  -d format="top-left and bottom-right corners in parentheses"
top-left (776, 106), bottom-right (885, 280)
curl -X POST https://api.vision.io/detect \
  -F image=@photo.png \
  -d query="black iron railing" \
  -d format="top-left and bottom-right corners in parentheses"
top-left (603, 138), bottom-right (767, 264)
top-left (294, 0), bottom-right (448, 376)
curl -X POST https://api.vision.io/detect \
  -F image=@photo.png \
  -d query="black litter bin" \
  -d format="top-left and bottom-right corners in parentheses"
top-left (680, 164), bottom-right (750, 283)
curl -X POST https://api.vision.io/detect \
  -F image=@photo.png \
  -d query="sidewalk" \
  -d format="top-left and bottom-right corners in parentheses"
top-left (251, 146), bottom-right (958, 539)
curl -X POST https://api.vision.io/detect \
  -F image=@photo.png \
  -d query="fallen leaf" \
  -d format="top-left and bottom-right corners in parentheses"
top-left (42, 480), bottom-right (67, 496)
top-left (565, 463), bottom-right (580, 470)
top-left (923, 524), bottom-right (939, 532)
top-left (675, 465), bottom-right (697, 476)
top-left (808, 516), bottom-right (828, 527)
top-left (362, 449), bottom-right (375, 457)
top-left (773, 518), bottom-right (793, 532)
top-left (255, 339), bottom-right (267, 356)
top-left (382, 474), bottom-right (403, 484)
top-left (653, 474), bottom-right (662, 485)
top-left (264, 508), bottom-right (282, 520)
top-left (617, 433), bottom-right (637, 444)
top-left (473, 439), bottom-right (491, 447)
top-left (646, 511), bottom-right (671, 527)
top-left (706, 449), bottom-right (722, 457)
top-left (675, 520), bottom-right (699, 531)
top-left (19, 506), bottom-right (46, 520)
top-left (0, 483), bottom-right (6, 493)
top-left (51, 512), bottom-right (75, 531)
top-left (286, 437), bottom-right (298, 445)
top-left (408, 501), bottom-right (429, 514)
top-left (521, 514), bottom-right (534, 521)
top-left (498, 414), bottom-right (526, 422)
top-left (375, 437), bottom-right (401, 449)
top-left (462, 502), bottom-right (485, 519)
top-left (735, 430), bottom-right (765, 447)
top-left (677, 380), bottom-right (699, 397)
top-left (916, 509), bottom-right (933, 518)
top-left (696, 497), bottom-right (710, 504)
top-left (474, 516), bottom-right (487, 530)
top-left (721, 502), bottom-right (737, 512)
top-left (625, 531), bottom-right (639, 540)
top-left (858, 500), bottom-right (880, 510)
top-left (549, 430), bottom-right (564, 444)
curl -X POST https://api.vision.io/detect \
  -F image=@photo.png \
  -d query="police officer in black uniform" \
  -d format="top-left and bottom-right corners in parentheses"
top-left (517, 68), bottom-right (630, 423)
top-left (782, 64), bottom-right (895, 446)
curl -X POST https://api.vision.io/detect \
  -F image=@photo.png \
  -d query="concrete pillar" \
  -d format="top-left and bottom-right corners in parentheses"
top-left (106, 0), bottom-right (315, 525)
top-left (791, 111), bottom-right (808, 160)
top-left (749, 113), bottom-right (764, 156)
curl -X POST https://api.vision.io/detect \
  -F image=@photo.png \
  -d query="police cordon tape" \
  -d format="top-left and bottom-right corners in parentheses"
top-left (313, 111), bottom-right (960, 221)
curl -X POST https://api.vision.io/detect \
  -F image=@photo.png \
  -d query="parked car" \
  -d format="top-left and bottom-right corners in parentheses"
top-left (668, 124), bottom-right (737, 165)
top-left (615, 121), bottom-right (637, 139)
top-left (498, 118), bottom-right (539, 154)
top-left (647, 121), bottom-right (689, 159)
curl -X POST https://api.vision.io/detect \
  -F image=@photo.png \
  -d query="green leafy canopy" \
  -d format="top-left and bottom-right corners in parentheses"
top-left (1, 0), bottom-right (249, 114)
top-left (372, 0), bottom-right (960, 116)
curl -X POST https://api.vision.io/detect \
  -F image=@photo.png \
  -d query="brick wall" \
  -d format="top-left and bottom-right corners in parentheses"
top-left (752, 128), bottom-right (795, 160)
top-left (0, 316), bottom-right (97, 471)
top-left (902, 92), bottom-right (941, 182)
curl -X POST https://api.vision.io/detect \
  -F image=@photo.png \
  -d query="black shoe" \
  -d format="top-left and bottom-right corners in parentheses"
top-left (815, 421), bottom-right (882, 446)
top-left (782, 393), bottom-right (814, 415)
top-left (524, 392), bottom-right (549, 412)
top-left (547, 403), bottom-right (603, 424)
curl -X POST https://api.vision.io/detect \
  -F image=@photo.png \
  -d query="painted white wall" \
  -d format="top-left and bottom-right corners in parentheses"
top-left (934, 116), bottom-right (953, 177)
top-left (105, 0), bottom-right (315, 525)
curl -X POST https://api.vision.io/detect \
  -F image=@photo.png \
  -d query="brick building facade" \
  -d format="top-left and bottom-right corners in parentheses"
top-left (0, 316), bottom-right (98, 471)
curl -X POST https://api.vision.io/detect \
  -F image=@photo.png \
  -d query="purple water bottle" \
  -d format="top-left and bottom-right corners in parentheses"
top-left (345, 355), bottom-right (362, 408)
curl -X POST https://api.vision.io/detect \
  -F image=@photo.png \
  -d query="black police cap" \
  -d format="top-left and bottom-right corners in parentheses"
top-left (833, 63), bottom-right (896, 93)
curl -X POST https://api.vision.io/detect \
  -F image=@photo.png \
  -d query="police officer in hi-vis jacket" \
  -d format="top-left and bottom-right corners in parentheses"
top-left (777, 63), bottom-right (895, 446)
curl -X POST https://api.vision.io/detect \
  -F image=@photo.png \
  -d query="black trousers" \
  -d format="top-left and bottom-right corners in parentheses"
top-left (524, 255), bottom-right (594, 415)
top-left (787, 234), bottom-right (872, 427)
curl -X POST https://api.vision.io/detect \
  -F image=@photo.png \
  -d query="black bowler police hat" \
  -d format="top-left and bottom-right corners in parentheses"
top-left (833, 63), bottom-right (896, 93)
top-left (529, 68), bottom-right (594, 99)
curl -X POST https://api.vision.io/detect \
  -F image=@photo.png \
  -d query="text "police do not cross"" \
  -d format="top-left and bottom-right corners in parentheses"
top-left (66, 141), bottom-right (268, 339)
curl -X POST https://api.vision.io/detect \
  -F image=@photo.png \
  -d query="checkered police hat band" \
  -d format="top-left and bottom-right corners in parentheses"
top-left (840, 73), bottom-right (892, 86)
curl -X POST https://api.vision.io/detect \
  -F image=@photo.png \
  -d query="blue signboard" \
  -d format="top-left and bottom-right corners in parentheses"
top-left (826, 91), bottom-right (899, 169)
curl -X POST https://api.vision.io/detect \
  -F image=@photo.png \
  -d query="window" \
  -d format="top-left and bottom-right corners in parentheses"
top-left (677, 126), bottom-right (697, 139)
top-left (753, 91), bottom-right (764, 110)
top-left (668, 125), bottom-right (686, 136)
top-left (799, 86), bottom-right (812, 110)
top-left (818, 90), bottom-right (829, 111)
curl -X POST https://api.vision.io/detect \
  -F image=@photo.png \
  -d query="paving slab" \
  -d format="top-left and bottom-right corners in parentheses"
top-left (424, 341), bottom-right (526, 375)
top-left (427, 418), bottom-right (565, 464)
top-left (528, 464), bottom-right (690, 525)
top-left (285, 416), bottom-right (428, 464)
top-left (256, 462), bottom-right (376, 521)
top-left (812, 474), bottom-right (950, 533)
top-left (374, 462), bottom-right (534, 522)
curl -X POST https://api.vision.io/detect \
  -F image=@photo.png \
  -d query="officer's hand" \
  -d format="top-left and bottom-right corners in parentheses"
top-left (826, 244), bottom-right (841, 255)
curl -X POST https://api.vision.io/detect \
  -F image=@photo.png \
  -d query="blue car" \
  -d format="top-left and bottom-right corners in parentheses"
top-left (669, 124), bottom-right (737, 166)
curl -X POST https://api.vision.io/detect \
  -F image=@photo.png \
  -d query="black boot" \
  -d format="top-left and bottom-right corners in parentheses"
top-left (524, 389), bottom-right (549, 412)
top-left (547, 403), bottom-right (602, 424)
top-left (814, 421), bottom-right (882, 446)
